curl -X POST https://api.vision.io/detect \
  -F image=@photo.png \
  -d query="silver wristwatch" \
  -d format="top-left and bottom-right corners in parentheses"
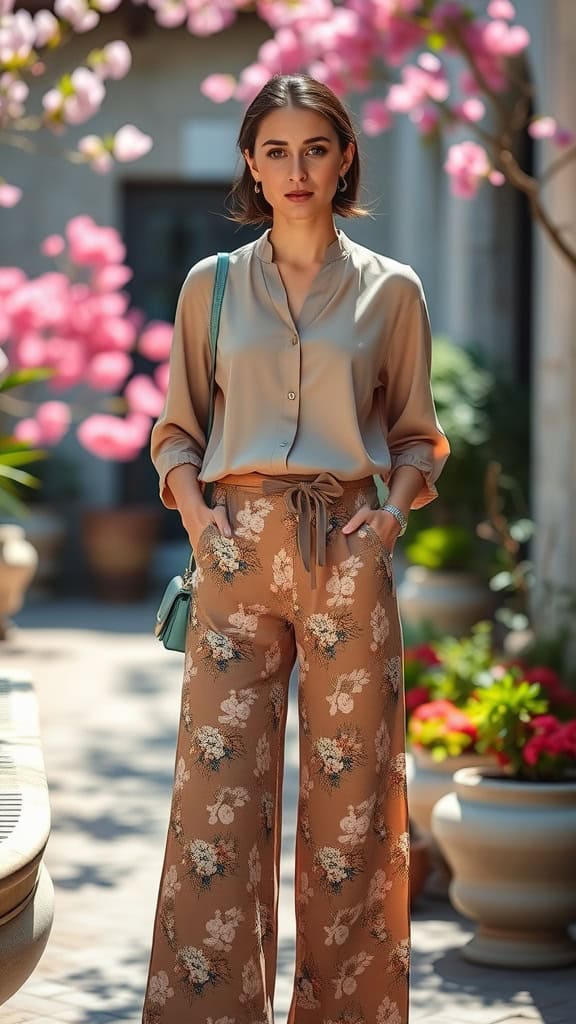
top-left (380, 502), bottom-right (408, 537)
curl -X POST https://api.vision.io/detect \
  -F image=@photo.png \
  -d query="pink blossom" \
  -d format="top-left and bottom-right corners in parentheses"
top-left (36, 400), bottom-right (71, 444)
top-left (14, 418), bottom-right (42, 445)
top-left (14, 333), bottom-right (47, 367)
top-left (0, 268), bottom-right (26, 295)
top-left (0, 183), bottom-right (22, 207)
top-left (77, 134), bottom-right (113, 173)
top-left (489, 169), bottom-right (505, 186)
top-left (154, 362), bottom-right (169, 394)
top-left (147, 0), bottom-right (187, 28)
top-left (235, 63), bottom-right (275, 104)
top-left (124, 374), bottom-right (165, 417)
top-left (554, 127), bottom-right (576, 148)
top-left (201, 73), bottom-right (237, 103)
top-left (112, 124), bottom-right (153, 162)
top-left (66, 216), bottom-right (126, 267)
top-left (64, 67), bottom-right (106, 124)
top-left (86, 351), bottom-right (132, 390)
top-left (91, 265), bottom-right (133, 292)
top-left (92, 40), bottom-right (132, 81)
top-left (77, 413), bottom-right (148, 460)
top-left (41, 234), bottom-right (65, 258)
top-left (139, 322), bottom-right (173, 361)
top-left (487, 0), bottom-right (515, 19)
top-left (482, 19), bottom-right (529, 57)
top-left (53, 0), bottom-right (99, 32)
top-left (92, 318), bottom-right (136, 353)
top-left (0, 71), bottom-right (29, 120)
top-left (186, 1), bottom-right (237, 36)
top-left (528, 116), bottom-right (557, 140)
top-left (410, 105), bottom-right (439, 135)
top-left (456, 97), bottom-right (486, 123)
top-left (361, 97), bottom-right (393, 136)
top-left (33, 10), bottom-right (59, 47)
top-left (0, 9), bottom-right (36, 65)
top-left (0, 0), bottom-right (15, 14)
top-left (444, 141), bottom-right (490, 198)
top-left (256, 0), bottom-right (333, 31)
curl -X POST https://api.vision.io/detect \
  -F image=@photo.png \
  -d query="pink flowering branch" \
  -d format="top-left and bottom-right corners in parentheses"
top-left (0, 216), bottom-right (172, 461)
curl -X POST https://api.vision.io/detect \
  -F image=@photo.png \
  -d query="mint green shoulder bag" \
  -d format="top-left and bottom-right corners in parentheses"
top-left (154, 252), bottom-right (229, 652)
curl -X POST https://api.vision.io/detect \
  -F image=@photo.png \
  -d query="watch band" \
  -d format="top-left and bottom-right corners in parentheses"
top-left (380, 502), bottom-right (408, 536)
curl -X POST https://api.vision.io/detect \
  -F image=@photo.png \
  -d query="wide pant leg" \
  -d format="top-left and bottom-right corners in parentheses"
top-left (287, 483), bottom-right (410, 1024)
top-left (142, 478), bottom-right (410, 1024)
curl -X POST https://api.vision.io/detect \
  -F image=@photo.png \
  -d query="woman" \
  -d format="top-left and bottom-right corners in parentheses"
top-left (142, 73), bottom-right (449, 1024)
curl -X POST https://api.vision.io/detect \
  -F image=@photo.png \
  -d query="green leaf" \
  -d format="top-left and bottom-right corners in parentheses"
top-left (0, 464), bottom-right (41, 487)
top-left (0, 448), bottom-right (47, 467)
top-left (0, 367), bottom-right (54, 391)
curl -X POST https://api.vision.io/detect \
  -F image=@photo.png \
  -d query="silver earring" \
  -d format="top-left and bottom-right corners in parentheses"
top-left (254, 180), bottom-right (261, 194)
top-left (338, 174), bottom-right (348, 193)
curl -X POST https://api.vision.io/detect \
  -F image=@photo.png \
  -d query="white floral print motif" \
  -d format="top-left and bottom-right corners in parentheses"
top-left (174, 944), bottom-right (231, 995)
top-left (218, 688), bottom-right (258, 729)
top-left (338, 792), bottom-right (376, 846)
top-left (370, 601), bottom-right (390, 652)
top-left (391, 831), bottom-right (410, 875)
top-left (363, 867), bottom-right (393, 943)
top-left (174, 756), bottom-right (190, 792)
top-left (235, 496), bottom-right (274, 542)
top-left (326, 553), bottom-right (363, 607)
top-left (203, 906), bottom-right (245, 951)
top-left (377, 996), bottom-right (402, 1024)
top-left (294, 956), bottom-right (322, 1009)
top-left (388, 938), bottom-right (411, 979)
top-left (192, 724), bottom-right (245, 773)
top-left (326, 667), bottom-right (370, 716)
top-left (185, 835), bottom-right (237, 893)
top-left (384, 655), bottom-right (402, 698)
top-left (323, 901), bottom-right (363, 946)
top-left (206, 1017), bottom-right (236, 1024)
top-left (387, 752), bottom-right (407, 794)
top-left (297, 870), bottom-right (314, 907)
top-left (203, 630), bottom-right (242, 670)
top-left (261, 639), bottom-right (282, 678)
top-left (184, 651), bottom-right (197, 684)
top-left (375, 717), bottom-right (392, 772)
top-left (312, 726), bottom-right (365, 789)
top-left (314, 845), bottom-right (364, 895)
top-left (270, 547), bottom-right (294, 592)
top-left (296, 640), bottom-right (310, 683)
top-left (238, 954), bottom-right (262, 1003)
top-left (253, 732), bottom-right (271, 778)
top-left (228, 602), bottom-right (268, 638)
top-left (331, 950), bottom-right (374, 999)
top-left (206, 785), bottom-right (250, 826)
top-left (246, 842), bottom-right (261, 893)
top-left (147, 969), bottom-right (174, 1006)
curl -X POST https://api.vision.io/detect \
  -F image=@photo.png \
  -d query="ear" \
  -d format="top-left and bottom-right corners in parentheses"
top-left (243, 148), bottom-right (257, 177)
top-left (340, 141), bottom-right (355, 176)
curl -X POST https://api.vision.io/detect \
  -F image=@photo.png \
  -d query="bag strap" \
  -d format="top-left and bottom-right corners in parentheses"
top-left (206, 252), bottom-right (229, 441)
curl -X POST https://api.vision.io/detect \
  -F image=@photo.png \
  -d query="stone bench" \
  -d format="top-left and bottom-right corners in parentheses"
top-left (0, 671), bottom-right (54, 1005)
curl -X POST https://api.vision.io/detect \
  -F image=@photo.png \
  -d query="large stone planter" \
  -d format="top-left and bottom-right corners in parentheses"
top-left (398, 565), bottom-right (496, 636)
top-left (0, 525), bottom-right (38, 639)
top-left (431, 766), bottom-right (576, 968)
top-left (407, 747), bottom-right (495, 898)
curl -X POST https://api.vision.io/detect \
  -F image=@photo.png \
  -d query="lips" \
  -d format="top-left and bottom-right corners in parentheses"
top-left (285, 191), bottom-right (313, 197)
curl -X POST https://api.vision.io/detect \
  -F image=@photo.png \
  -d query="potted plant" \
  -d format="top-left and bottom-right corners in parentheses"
top-left (431, 665), bottom-right (576, 968)
top-left (398, 525), bottom-right (497, 635)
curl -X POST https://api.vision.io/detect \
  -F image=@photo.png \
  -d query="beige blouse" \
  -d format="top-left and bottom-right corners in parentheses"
top-left (150, 227), bottom-right (450, 510)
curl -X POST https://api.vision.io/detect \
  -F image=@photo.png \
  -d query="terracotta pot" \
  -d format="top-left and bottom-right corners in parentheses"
top-left (19, 505), bottom-right (67, 596)
top-left (407, 747), bottom-right (496, 899)
top-left (81, 504), bottom-right (161, 601)
top-left (398, 565), bottom-right (497, 636)
top-left (0, 525), bottom-right (38, 638)
top-left (431, 766), bottom-right (576, 968)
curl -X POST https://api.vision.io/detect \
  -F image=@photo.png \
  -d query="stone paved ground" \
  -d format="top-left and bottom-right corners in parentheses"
top-left (1, 597), bottom-right (575, 1024)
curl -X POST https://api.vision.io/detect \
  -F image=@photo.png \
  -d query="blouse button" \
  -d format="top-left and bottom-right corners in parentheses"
top-left (291, 335), bottom-right (298, 345)
top-left (288, 391), bottom-right (296, 400)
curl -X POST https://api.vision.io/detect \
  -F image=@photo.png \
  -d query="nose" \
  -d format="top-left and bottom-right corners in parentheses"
top-left (288, 157), bottom-right (307, 182)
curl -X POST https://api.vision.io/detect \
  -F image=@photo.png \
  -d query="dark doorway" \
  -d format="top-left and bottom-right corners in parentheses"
top-left (120, 181), bottom-right (260, 539)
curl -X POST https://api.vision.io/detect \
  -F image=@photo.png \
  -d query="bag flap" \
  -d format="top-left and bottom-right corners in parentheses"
top-left (156, 574), bottom-right (184, 624)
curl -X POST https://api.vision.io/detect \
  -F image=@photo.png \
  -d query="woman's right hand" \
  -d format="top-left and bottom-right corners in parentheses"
top-left (180, 502), bottom-right (233, 552)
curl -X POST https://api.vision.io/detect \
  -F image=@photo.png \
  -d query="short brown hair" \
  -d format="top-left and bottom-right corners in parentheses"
top-left (227, 73), bottom-right (370, 225)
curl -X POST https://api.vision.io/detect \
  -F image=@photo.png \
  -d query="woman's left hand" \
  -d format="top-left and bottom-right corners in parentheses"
top-left (341, 505), bottom-right (402, 551)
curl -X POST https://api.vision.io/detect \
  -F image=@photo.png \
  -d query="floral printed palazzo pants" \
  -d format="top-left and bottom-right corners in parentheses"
top-left (142, 473), bottom-right (411, 1024)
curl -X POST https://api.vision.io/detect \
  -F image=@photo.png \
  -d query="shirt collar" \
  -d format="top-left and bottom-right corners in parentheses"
top-left (255, 227), bottom-right (351, 264)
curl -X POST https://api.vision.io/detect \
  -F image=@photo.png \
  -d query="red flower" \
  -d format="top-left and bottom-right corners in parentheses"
top-left (523, 666), bottom-right (563, 692)
top-left (412, 699), bottom-right (457, 722)
top-left (405, 643), bottom-right (441, 667)
top-left (406, 686), bottom-right (431, 713)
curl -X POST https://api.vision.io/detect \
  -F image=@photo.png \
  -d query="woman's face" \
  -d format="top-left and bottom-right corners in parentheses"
top-left (244, 105), bottom-right (354, 220)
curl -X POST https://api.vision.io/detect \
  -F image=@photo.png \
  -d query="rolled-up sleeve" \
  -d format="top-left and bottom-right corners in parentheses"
top-left (378, 280), bottom-right (450, 509)
top-left (149, 258), bottom-right (215, 508)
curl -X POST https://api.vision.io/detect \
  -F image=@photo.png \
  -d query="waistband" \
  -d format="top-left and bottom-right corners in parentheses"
top-left (215, 472), bottom-right (375, 589)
